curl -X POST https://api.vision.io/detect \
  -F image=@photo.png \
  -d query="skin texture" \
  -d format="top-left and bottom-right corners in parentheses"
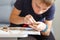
top-left (10, 0), bottom-right (53, 36)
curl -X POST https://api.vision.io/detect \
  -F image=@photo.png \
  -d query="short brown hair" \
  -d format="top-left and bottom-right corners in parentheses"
top-left (40, 0), bottom-right (55, 6)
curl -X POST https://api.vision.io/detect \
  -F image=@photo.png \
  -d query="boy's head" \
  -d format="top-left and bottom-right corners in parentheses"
top-left (40, 0), bottom-right (55, 6)
top-left (35, 0), bottom-right (55, 14)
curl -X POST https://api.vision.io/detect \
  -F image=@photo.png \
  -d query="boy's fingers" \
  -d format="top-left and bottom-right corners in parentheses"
top-left (30, 15), bottom-right (36, 23)
top-left (29, 25), bottom-right (37, 30)
top-left (25, 14), bottom-right (36, 24)
top-left (29, 25), bottom-right (41, 31)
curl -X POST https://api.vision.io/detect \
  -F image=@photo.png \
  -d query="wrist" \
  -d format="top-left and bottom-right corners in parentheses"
top-left (41, 25), bottom-right (48, 32)
top-left (19, 17), bottom-right (24, 24)
top-left (23, 17), bottom-right (25, 24)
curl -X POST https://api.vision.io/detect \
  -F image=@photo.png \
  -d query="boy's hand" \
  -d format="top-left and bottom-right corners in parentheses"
top-left (24, 14), bottom-right (36, 24)
top-left (29, 22), bottom-right (46, 31)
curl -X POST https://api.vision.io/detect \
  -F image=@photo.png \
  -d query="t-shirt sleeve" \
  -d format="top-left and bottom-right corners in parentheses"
top-left (14, 0), bottom-right (23, 10)
top-left (45, 4), bottom-right (55, 20)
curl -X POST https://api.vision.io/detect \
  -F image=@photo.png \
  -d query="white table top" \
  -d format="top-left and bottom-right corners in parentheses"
top-left (0, 30), bottom-right (28, 37)
top-left (0, 27), bottom-right (40, 37)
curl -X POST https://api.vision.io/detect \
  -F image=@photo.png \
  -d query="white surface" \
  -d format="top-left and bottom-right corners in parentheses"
top-left (0, 30), bottom-right (28, 37)
top-left (0, 29), bottom-right (40, 37)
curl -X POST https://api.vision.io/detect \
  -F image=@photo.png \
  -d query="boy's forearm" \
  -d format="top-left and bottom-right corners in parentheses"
top-left (41, 20), bottom-right (52, 36)
top-left (10, 16), bottom-right (24, 25)
top-left (41, 28), bottom-right (51, 36)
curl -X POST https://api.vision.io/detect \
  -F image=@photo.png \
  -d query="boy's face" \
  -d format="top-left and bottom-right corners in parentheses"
top-left (36, 1), bottom-right (51, 14)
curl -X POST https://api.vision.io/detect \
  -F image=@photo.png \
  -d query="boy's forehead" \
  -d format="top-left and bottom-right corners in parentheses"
top-left (40, 3), bottom-right (51, 8)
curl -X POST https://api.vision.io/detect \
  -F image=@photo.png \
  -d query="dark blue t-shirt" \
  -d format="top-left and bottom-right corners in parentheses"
top-left (10, 0), bottom-right (55, 27)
